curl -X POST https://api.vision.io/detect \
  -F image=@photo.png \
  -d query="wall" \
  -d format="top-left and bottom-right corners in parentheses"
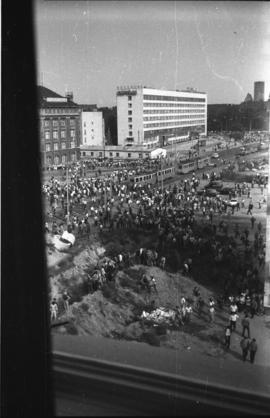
top-left (81, 111), bottom-right (103, 146)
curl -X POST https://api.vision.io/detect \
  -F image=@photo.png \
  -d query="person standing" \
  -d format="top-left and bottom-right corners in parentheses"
top-left (62, 290), bottom-right (71, 314)
top-left (209, 305), bottom-right (215, 324)
top-left (230, 301), bottom-right (238, 315)
top-left (240, 336), bottom-right (251, 362)
top-left (50, 298), bottom-right (58, 321)
top-left (230, 312), bottom-right (239, 332)
top-left (225, 325), bottom-right (231, 349)
top-left (185, 304), bottom-right (193, 323)
top-left (197, 296), bottom-right (204, 317)
top-left (249, 338), bottom-right (258, 364)
top-left (241, 314), bottom-right (250, 337)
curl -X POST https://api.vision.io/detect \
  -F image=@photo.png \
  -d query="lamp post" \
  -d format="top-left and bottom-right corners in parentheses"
top-left (66, 164), bottom-right (69, 225)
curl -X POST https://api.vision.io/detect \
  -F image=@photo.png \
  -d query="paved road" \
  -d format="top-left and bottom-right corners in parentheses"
top-left (53, 319), bottom-right (270, 397)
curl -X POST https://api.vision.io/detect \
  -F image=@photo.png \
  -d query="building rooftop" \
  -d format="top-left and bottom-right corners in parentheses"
top-left (80, 104), bottom-right (98, 112)
top-left (116, 85), bottom-right (206, 95)
top-left (37, 85), bottom-right (79, 108)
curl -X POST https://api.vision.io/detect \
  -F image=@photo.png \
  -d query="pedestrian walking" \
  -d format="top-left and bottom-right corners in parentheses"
top-left (240, 336), bottom-right (251, 362)
top-left (247, 202), bottom-right (253, 215)
top-left (250, 298), bottom-right (258, 318)
top-left (241, 314), bottom-right (250, 337)
top-left (249, 338), bottom-right (258, 364)
top-left (250, 216), bottom-right (256, 229)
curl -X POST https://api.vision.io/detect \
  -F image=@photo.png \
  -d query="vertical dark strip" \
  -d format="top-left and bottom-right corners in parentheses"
top-left (2, 0), bottom-right (54, 415)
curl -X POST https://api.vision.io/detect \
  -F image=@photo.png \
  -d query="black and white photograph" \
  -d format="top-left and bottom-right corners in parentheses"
top-left (3, 0), bottom-right (270, 415)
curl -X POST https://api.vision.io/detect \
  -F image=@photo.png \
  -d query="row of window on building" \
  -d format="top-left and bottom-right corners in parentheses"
top-left (144, 119), bottom-right (205, 128)
top-left (143, 95), bottom-right (206, 102)
top-left (45, 142), bottom-right (76, 151)
top-left (143, 114), bottom-right (205, 121)
top-left (44, 130), bottom-right (76, 140)
top-left (144, 109), bottom-right (205, 114)
top-left (43, 118), bottom-right (76, 127)
top-left (81, 151), bottom-right (149, 158)
top-left (43, 108), bottom-right (78, 114)
top-left (46, 153), bottom-right (77, 165)
top-left (143, 103), bottom-right (205, 108)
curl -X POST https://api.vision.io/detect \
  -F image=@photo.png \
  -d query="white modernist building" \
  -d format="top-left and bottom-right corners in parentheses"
top-left (81, 105), bottom-right (104, 146)
top-left (117, 86), bottom-right (207, 149)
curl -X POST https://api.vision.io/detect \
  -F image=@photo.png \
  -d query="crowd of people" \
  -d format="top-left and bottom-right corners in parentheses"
top-left (46, 155), bottom-right (266, 362)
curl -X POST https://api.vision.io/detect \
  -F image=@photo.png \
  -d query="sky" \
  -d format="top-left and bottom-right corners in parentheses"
top-left (34, 0), bottom-right (270, 107)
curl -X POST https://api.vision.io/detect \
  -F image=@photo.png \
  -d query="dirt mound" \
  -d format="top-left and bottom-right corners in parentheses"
top-left (52, 261), bottom-right (222, 354)
top-left (49, 236), bottom-right (230, 354)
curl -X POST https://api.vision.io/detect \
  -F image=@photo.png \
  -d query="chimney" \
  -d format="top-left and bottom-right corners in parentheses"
top-left (66, 91), bottom-right (73, 102)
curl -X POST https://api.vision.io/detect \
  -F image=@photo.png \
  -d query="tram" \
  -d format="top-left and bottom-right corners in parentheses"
top-left (178, 156), bottom-right (211, 174)
top-left (129, 167), bottom-right (175, 186)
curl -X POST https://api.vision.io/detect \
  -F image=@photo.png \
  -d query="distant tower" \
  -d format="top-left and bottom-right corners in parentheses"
top-left (254, 81), bottom-right (265, 102)
top-left (244, 93), bottom-right (253, 102)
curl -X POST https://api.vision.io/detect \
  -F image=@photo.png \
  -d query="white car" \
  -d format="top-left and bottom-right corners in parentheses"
top-left (224, 198), bottom-right (238, 208)
top-left (52, 231), bottom-right (76, 252)
top-left (212, 153), bottom-right (219, 158)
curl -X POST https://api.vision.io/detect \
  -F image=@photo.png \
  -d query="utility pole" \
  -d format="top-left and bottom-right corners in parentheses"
top-left (196, 134), bottom-right (200, 170)
top-left (109, 177), bottom-right (112, 200)
top-left (161, 157), bottom-right (163, 193)
top-left (104, 180), bottom-right (107, 207)
top-left (66, 165), bottom-right (69, 225)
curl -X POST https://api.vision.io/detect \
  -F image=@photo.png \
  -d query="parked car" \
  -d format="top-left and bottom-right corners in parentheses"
top-left (205, 180), bottom-right (223, 191)
top-left (205, 188), bottom-right (219, 197)
top-left (219, 186), bottom-right (236, 196)
top-left (223, 198), bottom-right (238, 208)
top-left (212, 153), bottom-right (219, 158)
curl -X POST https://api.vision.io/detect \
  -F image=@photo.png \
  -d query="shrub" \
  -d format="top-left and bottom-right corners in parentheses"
top-left (119, 274), bottom-right (139, 292)
top-left (80, 302), bottom-right (89, 312)
top-left (69, 281), bottom-right (89, 303)
top-left (102, 282), bottom-right (117, 300)
top-left (65, 321), bottom-right (78, 335)
top-left (141, 331), bottom-right (160, 347)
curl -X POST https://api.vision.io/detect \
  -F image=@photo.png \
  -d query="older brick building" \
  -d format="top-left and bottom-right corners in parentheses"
top-left (38, 86), bottom-right (81, 167)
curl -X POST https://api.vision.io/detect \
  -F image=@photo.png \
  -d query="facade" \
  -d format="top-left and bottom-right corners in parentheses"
top-left (254, 81), bottom-right (265, 102)
top-left (117, 86), bottom-right (207, 149)
top-left (80, 105), bottom-right (104, 147)
top-left (38, 86), bottom-right (81, 167)
top-left (80, 145), bottom-right (151, 160)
